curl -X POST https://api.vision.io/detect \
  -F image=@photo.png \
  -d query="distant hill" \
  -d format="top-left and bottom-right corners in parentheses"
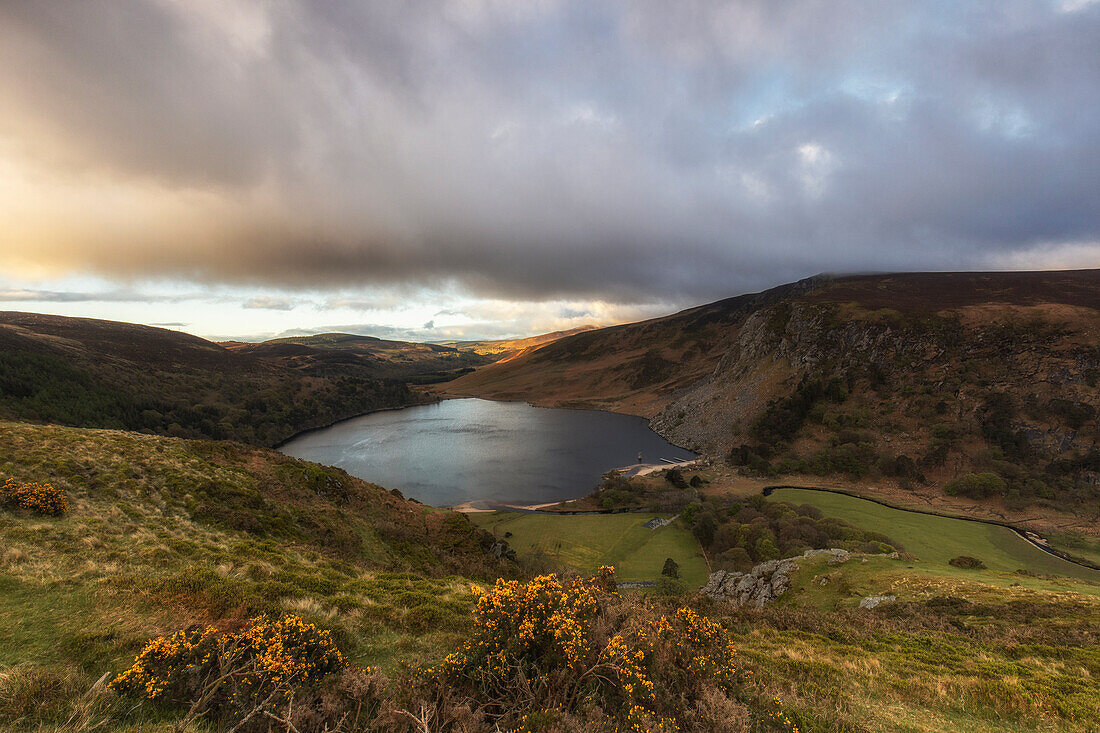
top-left (223, 332), bottom-right (495, 383)
top-left (223, 327), bottom-right (596, 384)
top-left (438, 326), bottom-right (599, 362)
top-left (0, 312), bottom-right (414, 446)
top-left (443, 270), bottom-right (1100, 524)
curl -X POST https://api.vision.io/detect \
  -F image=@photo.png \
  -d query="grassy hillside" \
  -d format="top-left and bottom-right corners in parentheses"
top-left (0, 421), bottom-right (512, 726)
top-left (438, 326), bottom-right (598, 361)
top-left (443, 270), bottom-right (1100, 534)
top-left (721, 552), bottom-right (1100, 733)
top-left (0, 312), bottom-right (414, 446)
top-left (223, 327), bottom-right (596, 385)
top-left (469, 511), bottom-right (710, 587)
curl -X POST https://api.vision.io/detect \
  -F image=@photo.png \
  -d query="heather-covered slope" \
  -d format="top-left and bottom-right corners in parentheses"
top-left (0, 312), bottom-right (414, 446)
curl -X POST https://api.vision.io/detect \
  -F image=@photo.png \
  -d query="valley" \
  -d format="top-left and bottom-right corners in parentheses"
top-left (1, 269), bottom-right (1099, 732)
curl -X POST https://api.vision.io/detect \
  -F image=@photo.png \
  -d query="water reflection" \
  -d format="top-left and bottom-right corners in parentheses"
top-left (280, 398), bottom-right (695, 506)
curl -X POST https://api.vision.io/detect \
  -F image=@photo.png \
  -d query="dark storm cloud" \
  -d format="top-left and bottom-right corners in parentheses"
top-left (1, 0), bottom-right (1097, 304)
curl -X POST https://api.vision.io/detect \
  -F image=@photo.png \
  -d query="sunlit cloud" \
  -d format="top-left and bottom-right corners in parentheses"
top-left (243, 296), bottom-right (296, 311)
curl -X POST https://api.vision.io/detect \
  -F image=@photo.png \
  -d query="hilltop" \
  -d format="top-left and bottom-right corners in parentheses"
top-left (0, 312), bottom-right (415, 446)
top-left (223, 326), bottom-right (596, 384)
top-left (443, 270), bottom-right (1100, 536)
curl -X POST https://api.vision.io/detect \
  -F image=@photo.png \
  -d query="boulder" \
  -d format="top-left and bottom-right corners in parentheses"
top-left (859, 595), bottom-right (896, 609)
top-left (801, 548), bottom-right (851, 565)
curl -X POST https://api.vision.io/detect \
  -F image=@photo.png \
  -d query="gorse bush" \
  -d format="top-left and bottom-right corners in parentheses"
top-left (1, 477), bottom-right (67, 516)
top-left (110, 614), bottom-right (344, 728)
top-left (949, 555), bottom-right (986, 569)
top-left (413, 568), bottom-right (793, 732)
top-left (106, 572), bottom-right (805, 731)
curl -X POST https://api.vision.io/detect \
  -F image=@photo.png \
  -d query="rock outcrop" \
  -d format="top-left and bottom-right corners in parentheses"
top-left (700, 549), bottom-right (865, 607)
top-left (701, 558), bottom-right (798, 608)
top-left (859, 595), bottom-right (896, 609)
top-left (801, 548), bottom-right (852, 564)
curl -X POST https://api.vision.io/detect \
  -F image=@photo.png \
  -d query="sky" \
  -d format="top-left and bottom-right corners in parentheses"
top-left (1, 1), bottom-right (1098, 341)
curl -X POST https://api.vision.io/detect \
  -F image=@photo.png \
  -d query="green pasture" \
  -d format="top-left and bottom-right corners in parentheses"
top-left (767, 488), bottom-right (1100, 583)
top-left (469, 511), bottom-right (709, 587)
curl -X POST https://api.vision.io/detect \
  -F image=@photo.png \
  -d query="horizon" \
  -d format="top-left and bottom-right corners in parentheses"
top-left (3, 265), bottom-right (1096, 343)
top-left (2, 2), bottom-right (1099, 339)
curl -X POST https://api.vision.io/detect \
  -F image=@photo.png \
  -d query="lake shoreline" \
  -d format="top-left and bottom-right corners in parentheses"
top-left (271, 395), bottom-right (440, 449)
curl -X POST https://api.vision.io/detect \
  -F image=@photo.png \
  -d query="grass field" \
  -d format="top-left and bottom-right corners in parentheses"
top-left (1047, 530), bottom-right (1100, 568)
top-left (767, 487), bottom-right (1100, 583)
top-left (469, 511), bottom-right (709, 587)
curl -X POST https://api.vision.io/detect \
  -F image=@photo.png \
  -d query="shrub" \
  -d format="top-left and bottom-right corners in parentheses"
top-left (944, 472), bottom-right (1006, 499)
top-left (665, 468), bottom-right (689, 489)
top-left (754, 536), bottom-right (780, 561)
top-left (949, 556), bottom-right (986, 569)
top-left (422, 569), bottom-right (766, 731)
top-left (661, 558), bottom-right (680, 579)
top-left (110, 615), bottom-right (344, 727)
top-left (714, 547), bottom-right (753, 572)
top-left (692, 512), bottom-right (718, 547)
top-left (1, 478), bottom-right (68, 516)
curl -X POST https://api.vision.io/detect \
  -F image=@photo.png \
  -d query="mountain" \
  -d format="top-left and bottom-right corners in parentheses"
top-left (0, 312), bottom-right (414, 446)
top-left (443, 270), bottom-right (1100, 526)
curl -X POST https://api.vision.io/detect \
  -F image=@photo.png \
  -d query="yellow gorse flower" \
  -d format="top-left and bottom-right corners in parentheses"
top-left (433, 567), bottom-right (750, 730)
top-left (1, 478), bottom-right (68, 516)
top-left (110, 614), bottom-right (344, 704)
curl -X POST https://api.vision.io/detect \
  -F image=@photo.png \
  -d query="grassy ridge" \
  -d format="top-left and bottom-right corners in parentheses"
top-left (224, 332), bottom-right (495, 382)
top-left (469, 511), bottom-right (709, 586)
top-left (766, 488), bottom-right (1100, 582)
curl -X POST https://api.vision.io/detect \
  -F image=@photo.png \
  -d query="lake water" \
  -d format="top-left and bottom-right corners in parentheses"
top-left (280, 398), bottom-right (695, 507)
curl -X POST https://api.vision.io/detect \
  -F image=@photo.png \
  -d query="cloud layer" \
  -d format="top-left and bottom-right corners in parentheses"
top-left (1, 0), bottom-right (1098, 306)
